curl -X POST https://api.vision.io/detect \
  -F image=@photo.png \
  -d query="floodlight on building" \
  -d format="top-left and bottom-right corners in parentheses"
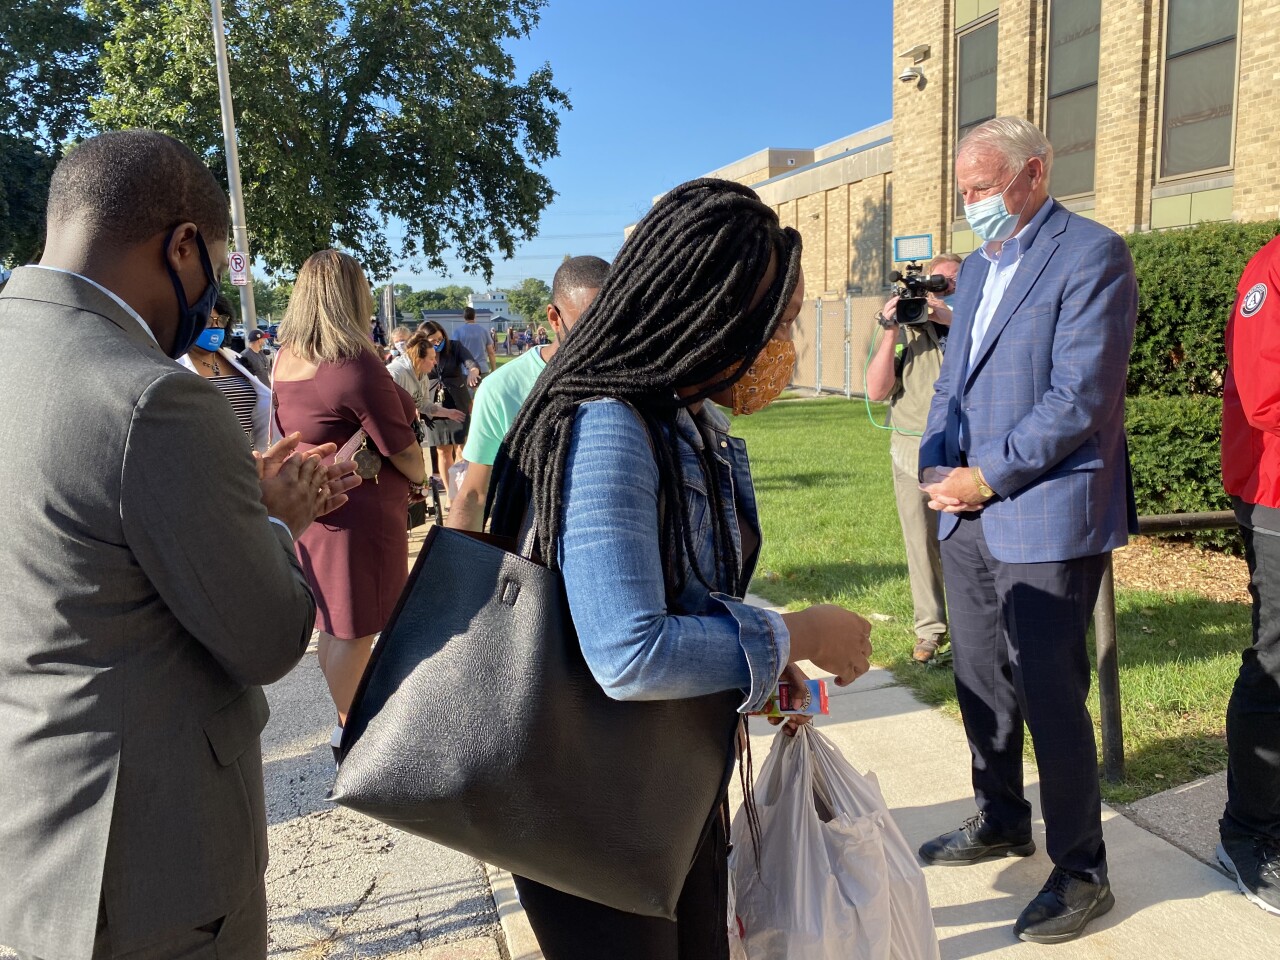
top-left (899, 44), bottom-right (931, 64)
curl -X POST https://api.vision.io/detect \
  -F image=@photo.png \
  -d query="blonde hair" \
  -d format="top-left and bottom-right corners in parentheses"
top-left (278, 250), bottom-right (377, 363)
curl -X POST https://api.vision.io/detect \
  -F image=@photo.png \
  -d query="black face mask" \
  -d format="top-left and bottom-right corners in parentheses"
top-left (163, 229), bottom-right (219, 359)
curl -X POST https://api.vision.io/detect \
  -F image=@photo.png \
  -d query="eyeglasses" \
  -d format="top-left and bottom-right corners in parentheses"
top-left (427, 336), bottom-right (444, 346)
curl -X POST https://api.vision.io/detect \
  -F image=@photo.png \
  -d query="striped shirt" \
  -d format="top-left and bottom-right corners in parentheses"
top-left (209, 374), bottom-right (258, 443)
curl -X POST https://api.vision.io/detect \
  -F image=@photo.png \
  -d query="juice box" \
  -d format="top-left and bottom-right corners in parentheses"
top-left (750, 678), bottom-right (830, 718)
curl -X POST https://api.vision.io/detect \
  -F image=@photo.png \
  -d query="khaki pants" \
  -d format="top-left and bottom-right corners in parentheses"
top-left (890, 431), bottom-right (947, 642)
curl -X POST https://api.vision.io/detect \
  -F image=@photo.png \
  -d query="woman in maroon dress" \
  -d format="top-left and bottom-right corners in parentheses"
top-left (273, 251), bottom-right (427, 742)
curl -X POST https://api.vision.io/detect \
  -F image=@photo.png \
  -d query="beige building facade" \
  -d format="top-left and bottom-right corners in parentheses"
top-left (698, 0), bottom-right (1274, 288)
top-left (894, 0), bottom-right (1274, 253)
top-left (687, 0), bottom-right (1275, 390)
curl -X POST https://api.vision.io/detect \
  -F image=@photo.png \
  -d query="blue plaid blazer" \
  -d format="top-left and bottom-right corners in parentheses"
top-left (919, 200), bottom-right (1139, 563)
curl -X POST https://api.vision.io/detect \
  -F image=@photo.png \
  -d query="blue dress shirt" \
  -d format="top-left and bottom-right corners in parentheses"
top-left (967, 198), bottom-right (1056, 371)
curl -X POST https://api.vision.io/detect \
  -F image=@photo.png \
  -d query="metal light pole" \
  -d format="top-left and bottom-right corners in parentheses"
top-left (210, 0), bottom-right (258, 330)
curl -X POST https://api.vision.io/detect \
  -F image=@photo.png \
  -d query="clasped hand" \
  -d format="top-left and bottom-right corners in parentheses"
top-left (255, 433), bottom-right (363, 538)
top-left (920, 465), bottom-right (989, 514)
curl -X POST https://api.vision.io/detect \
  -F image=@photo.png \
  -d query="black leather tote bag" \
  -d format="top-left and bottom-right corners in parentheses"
top-left (330, 524), bottom-right (741, 918)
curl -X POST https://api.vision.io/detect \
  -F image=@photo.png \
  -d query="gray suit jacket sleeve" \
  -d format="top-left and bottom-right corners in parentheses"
top-left (120, 370), bottom-right (316, 686)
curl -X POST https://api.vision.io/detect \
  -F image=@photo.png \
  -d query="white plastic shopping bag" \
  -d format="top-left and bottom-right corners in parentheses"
top-left (729, 726), bottom-right (939, 960)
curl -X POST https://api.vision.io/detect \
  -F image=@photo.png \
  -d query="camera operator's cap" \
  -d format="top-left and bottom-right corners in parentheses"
top-left (248, 329), bottom-right (268, 342)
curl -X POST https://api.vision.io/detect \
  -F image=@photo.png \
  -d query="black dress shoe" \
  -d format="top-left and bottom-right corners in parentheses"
top-left (919, 813), bottom-right (1035, 865)
top-left (1015, 867), bottom-right (1114, 943)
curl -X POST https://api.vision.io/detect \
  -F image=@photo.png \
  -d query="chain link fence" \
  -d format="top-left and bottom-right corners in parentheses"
top-left (789, 295), bottom-right (886, 396)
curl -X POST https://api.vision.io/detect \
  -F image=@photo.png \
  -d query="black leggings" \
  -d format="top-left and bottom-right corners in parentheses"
top-left (512, 810), bottom-right (730, 960)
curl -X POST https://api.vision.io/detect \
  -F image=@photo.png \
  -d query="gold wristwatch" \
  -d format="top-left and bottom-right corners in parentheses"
top-left (971, 467), bottom-right (994, 500)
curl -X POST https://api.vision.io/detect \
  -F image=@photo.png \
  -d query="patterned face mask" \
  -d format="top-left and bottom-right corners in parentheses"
top-left (724, 339), bottom-right (796, 416)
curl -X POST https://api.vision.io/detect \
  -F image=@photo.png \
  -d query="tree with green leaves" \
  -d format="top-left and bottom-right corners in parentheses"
top-left (504, 277), bottom-right (551, 324)
top-left (218, 276), bottom-right (291, 321)
top-left (0, 137), bottom-right (55, 267)
top-left (396, 287), bottom-right (437, 319)
top-left (83, 0), bottom-right (568, 279)
top-left (427, 285), bottom-right (476, 311)
top-left (0, 0), bottom-right (102, 265)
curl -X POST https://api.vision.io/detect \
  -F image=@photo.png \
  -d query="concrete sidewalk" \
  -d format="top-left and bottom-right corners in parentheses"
top-left (726, 596), bottom-right (1278, 960)
top-left (260, 578), bottom-right (1278, 959)
top-left (753, 664), bottom-right (1276, 959)
top-left (8, 546), bottom-right (1270, 960)
top-left (479, 593), bottom-right (1279, 959)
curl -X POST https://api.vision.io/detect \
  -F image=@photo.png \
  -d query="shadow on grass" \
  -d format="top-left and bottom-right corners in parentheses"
top-left (753, 471), bottom-right (854, 492)
top-left (1108, 594), bottom-right (1248, 668)
top-left (753, 559), bottom-right (909, 606)
top-left (1103, 730), bottom-right (1229, 805)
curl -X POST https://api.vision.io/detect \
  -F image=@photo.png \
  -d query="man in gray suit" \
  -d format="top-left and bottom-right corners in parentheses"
top-left (0, 130), bottom-right (359, 959)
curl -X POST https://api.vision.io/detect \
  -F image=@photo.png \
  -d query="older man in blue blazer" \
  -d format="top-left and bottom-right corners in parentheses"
top-left (916, 117), bottom-right (1137, 945)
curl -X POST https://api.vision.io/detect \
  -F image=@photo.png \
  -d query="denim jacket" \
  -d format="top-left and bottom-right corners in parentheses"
top-left (557, 398), bottom-right (790, 713)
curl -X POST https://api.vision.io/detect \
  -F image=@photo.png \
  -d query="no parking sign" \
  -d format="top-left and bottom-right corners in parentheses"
top-left (229, 251), bottom-right (249, 286)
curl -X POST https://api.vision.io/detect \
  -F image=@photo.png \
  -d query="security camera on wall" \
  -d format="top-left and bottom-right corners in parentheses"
top-left (899, 66), bottom-right (925, 85)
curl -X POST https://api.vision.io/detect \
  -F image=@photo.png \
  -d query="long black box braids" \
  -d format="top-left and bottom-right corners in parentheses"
top-left (489, 176), bottom-right (802, 606)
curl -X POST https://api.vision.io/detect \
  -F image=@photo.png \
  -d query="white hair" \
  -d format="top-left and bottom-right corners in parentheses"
top-left (958, 116), bottom-right (1054, 185)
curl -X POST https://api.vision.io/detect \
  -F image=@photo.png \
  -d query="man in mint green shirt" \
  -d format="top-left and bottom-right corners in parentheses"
top-left (449, 256), bottom-right (609, 531)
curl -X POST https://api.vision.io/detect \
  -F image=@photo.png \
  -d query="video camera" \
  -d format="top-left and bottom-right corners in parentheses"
top-left (888, 261), bottom-right (949, 326)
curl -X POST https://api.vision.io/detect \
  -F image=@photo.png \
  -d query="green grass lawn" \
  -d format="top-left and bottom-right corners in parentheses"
top-left (734, 396), bottom-right (1250, 804)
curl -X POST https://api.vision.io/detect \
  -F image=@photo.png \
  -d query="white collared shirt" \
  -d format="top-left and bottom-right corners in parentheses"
top-left (966, 198), bottom-right (1055, 370)
top-left (27, 265), bottom-right (158, 345)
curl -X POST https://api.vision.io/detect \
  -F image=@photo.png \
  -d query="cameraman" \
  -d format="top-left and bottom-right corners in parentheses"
top-left (866, 252), bottom-right (962, 663)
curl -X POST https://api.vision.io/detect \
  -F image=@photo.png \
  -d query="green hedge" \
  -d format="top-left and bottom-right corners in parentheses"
top-left (1125, 394), bottom-right (1237, 550)
top-left (1125, 220), bottom-right (1280, 398)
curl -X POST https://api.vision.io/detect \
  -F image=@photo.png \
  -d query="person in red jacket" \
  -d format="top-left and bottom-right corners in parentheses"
top-left (1219, 234), bottom-right (1280, 917)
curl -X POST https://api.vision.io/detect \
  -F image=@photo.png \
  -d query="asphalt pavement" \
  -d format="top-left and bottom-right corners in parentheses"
top-left (261, 632), bottom-right (504, 959)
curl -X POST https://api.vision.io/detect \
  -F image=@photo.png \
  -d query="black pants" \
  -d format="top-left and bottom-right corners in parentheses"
top-left (1223, 525), bottom-right (1280, 842)
top-left (512, 810), bottom-right (729, 960)
top-left (941, 514), bottom-right (1108, 883)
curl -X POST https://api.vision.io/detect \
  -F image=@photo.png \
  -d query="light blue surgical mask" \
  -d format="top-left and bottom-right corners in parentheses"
top-left (963, 167), bottom-right (1030, 244)
top-left (942, 294), bottom-right (955, 309)
top-left (194, 327), bottom-right (226, 352)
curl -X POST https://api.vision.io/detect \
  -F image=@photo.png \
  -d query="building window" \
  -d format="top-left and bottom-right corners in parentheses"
top-left (1160, 0), bottom-right (1239, 179)
top-left (956, 18), bottom-right (998, 213)
top-left (1045, 0), bottom-right (1101, 198)
top-left (957, 20), bottom-right (999, 149)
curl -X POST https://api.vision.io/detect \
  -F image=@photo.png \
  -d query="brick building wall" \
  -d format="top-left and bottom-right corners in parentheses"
top-left (1234, 3), bottom-right (1280, 221)
top-left (1092, 0), bottom-right (1158, 234)
top-left (891, 1), bottom-right (952, 253)
top-left (893, 0), bottom-right (1275, 247)
top-left (641, 1), bottom-right (1280, 391)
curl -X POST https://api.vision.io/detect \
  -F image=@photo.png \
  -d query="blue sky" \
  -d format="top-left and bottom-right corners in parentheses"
top-left (389, 0), bottom-right (894, 291)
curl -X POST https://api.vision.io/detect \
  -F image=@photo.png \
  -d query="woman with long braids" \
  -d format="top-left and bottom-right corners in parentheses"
top-left (487, 179), bottom-right (874, 958)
